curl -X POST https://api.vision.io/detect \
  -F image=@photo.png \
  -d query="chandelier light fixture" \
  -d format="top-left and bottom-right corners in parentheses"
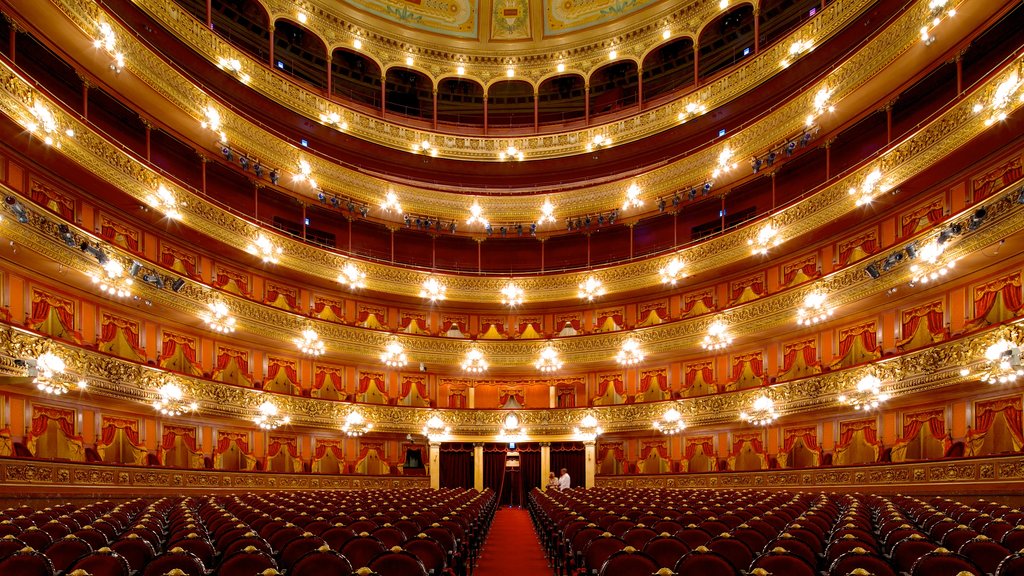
top-left (781, 38), bottom-right (814, 68)
top-left (796, 291), bottom-right (833, 326)
top-left (380, 190), bottom-right (403, 214)
top-left (338, 262), bottom-right (367, 290)
top-left (204, 301), bottom-right (237, 333)
top-left (25, 101), bottom-right (74, 147)
top-left (535, 343), bottom-right (563, 373)
top-left (413, 139), bottom-right (438, 157)
top-left (318, 110), bottom-right (348, 130)
top-left (622, 183), bottom-right (644, 211)
top-left (342, 411), bottom-right (373, 437)
top-left (920, 0), bottom-right (958, 44)
top-left (152, 379), bottom-right (198, 417)
top-left (461, 347), bottom-right (488, 373)
top-left (499, 143), bottom-right (524, 161)
top-left (653, 407), bottom-right (686, 434)
top-left (293, 159), bottom-right (318, 189)
top-left (92, 21), bottom-right (125, 73)
top-left (497, 411), bottom-right (526, 442)
top-left (467, 201), bottom-right (489, 227)
top-left (740, 395), bottom-right (779, 426)
top-left (538, 199), bottom-right (557, 224)
top-left (973, 69), bottom-right (1023, 126)
top-left (422, 414), bottom-right (451, 442)
top-left (748, 222), bottom-right (782, 255)
top-left (702, 319), bottom-right (733, 351)
top-left (962, 339), bottom-right (1024, 384)
top-left (91, 259), bottom-right (134, 298)
top-left (419, 276), bottom-right (447, 302)
top-left (848, 168), bottom-right (890, 207)
top-left (577, 275), bottom-right (606, 301)
top-left (200, 105), bottom-right (226, 143)
top-left (908, 240), bottom-right (956, 286)
top-left (659, 256), bottom-right (687, 285)
top-left (381, 340), bottom-right (409, 368)
top-left (253, 400), bottom-right (290, 430)
top-left (500, 283), bottom-right (525, 307)
top-left (247, 234), bottom-right (283, 264)
top-left (145, 184), bottom-right (183, 220)
top-left (838, 374), bottom-right (890, 411)
top-left (616, 337), bottom-right (645, 366)
top-left (711, 146), bottom-right (738, 179)
top-left (806, 86), bottom-right (835, 126)
top-left (216, 56), bottom-right (251, 83)
top-left (586, 134), bottom-right (611, 152)
top-left (573, 413), bottom-right (603, 441)
top-left (677, 101), bottom-right (707, 122)
top-left (32, 351), bottom-right (87, 396)
top-left (295, 328), bottom-right (325, 357)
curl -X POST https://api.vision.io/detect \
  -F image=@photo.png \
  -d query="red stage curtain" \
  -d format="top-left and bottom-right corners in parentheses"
top-left (898, 413), bottom-right (947, 444)
top-left (731, 355), bottom-right (764, 380)
top-left (440, 445), bottom-right (473, 489)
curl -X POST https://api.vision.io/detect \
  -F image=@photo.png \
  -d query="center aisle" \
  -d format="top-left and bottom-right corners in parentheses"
top-left (474, 506), bottom-right (552, 576)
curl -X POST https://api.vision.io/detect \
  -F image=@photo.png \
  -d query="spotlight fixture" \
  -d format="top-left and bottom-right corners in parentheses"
top-left (796, 291), bottom-right (833, 326)
top-left (152, 379), bottom-right (198, 417)
top-left (865, 263), bottom-right (881, 279)
top-left (204, 301), bottom-right (237, 333)
top-left (247, 234), bottom-right (283, 264)
top-left (419, 276), bottom-right (447, 302)
top-left (615, 337), bottom-right (645, 366)
top-left (461, 347), bottom-right (488, 373)
top-left (338, 262), bottom-right (367, 290)
top-left (467, 201), bottom-right (489, 228)
top-left (171, 278), bottom-right (186, 292)
top-left (937, 222), bottom-right (963, 245)
top-left (381, 340), bottom-right (408, 368)
top-left (90, 259), bottom-right (134, 298)
top-left (573, 413), bottom-right (603, 441)
top-left (128, 261), bottom-right (143, 277)
top-left (253, 400), bottom-right (290, 430)
top-left (5, 196), bottom-right (29, 223)
top-left (141, 273), bottom-right (165, 289)
top-left (80, 242), bottom-right (108, 264)
top-left (295, 328), bottom-right (325, 357)
top-left (968, 207), bottom-right (988, 231)
top-left (740, 395), bottom-right (778, 426)
top-left (577, 275), bottom-right (606, 301)
top-left (500, 283), bottom-right (525, 307)
top-left (342, 411), bottom-right (373, 436)
top-left (748, 222), bottom-right (782, 255)
top-left (702, 320), bottom-right (733, 351)
top-left (838, 373), bottom-right (890, 411)
top-left (622, 183), bottom-right (643, 211)
top-left (653, 407), bottom-right (686, 434)
top-left (145, 184), bottom-right (183, 220)
top-left (659, 256), bottom-right (687, 285)
top-left (380, 190), bottom-right (403, 214)
top-left (535, 343), bottom-right (563, 373)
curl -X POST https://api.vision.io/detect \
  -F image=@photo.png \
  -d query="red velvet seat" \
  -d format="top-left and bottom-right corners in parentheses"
top-left (673, 527), bottom-right (712, 549)
top-left (581, 534), bottom-right (626, 575)
top-left (769, 535), bottom-right (817, 568)
top-left (0, 548), bottom-right (55, 576)
top-left (1003, 526), bottom-right (1024, 551)
top-left (828, 548), bottom-right (898, 576)
top-left (750, 548), bottom-right (816, 576)
top-left (826, 535), bottom-right (879, 562)
top-left (909, 548), bottom-right (982, 576)
top-left (891, 535), bottom-right (939, 574)
top-left (0, 535), bottom-right (27, 562)
top-left (71, 528), bottom-right (108, 551)
top-left (996, 551), bottom-right (1024, 576)
top-left (141, 547), bottom-right (207, 576)
top-left (290, 546), bottom-right (354, 576)
top-left (368, 549), bottom-right (429, 576)
top-left (597, 548), bottom-right (659, 576)
top-left (222, 534), bottom-right (273, 557)
top-left (371, 526), bottom-right (408, 548)
top-left (731, 527), bottom-right (769, 553)
top-left (44, 535), bottom-right (93, 573)
top-left (622, 526), bottom-right (657, 549)
top-left (706, 534), bottom-right (753, 572)
top-left (218, 546), bottom-right (278, 576)
top-left (40, 521), bottom-right (71, 541)
top-left (673, 547), bottom-right (738, 576)
top-left (19, 527), bottom-right (54, 551)
top-left (404, 535), bottom-right (449, 575)
top-left (323, 525), bottom-right (358, 551)
top-left (68, 548), bottom-right (132, 576)
top-left (958, 536), bottom-right (1011, 575)
top-left (166, 533), bottom-right (216, 568)
top-left (341, 535), bottom-right (388, 569)
top-left (942, 527), bottom-right (979, 551)
top-left (110, 534), bottom-right (156, 573)
top-left (279, 533), bottom-right (327, 571)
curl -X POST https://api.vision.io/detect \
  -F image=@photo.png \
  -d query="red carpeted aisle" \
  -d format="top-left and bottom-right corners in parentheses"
top-left (474, 506), bottom-right (552, 576)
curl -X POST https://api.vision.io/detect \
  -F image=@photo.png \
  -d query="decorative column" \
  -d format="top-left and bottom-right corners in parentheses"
top-left (429, 441), bottom-right (441, 489)
top-left (268, 24), bottom-right (275, 67)
top-left (468, 386), bottom-right (476, 409)
top-left (549, 385), bottom-right (556, 408)
top-left (473, 443), bottom-right (484, 491)
top-left (583, 440), bottom-right (596, 488)
top-left (540, 442), bottom-right (551, 490)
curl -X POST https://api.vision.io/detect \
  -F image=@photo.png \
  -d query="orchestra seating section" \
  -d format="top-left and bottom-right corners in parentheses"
top-left (529, 487), bottom-right (1024, 576)
top-left (0, 487), bottom-right (494, 576)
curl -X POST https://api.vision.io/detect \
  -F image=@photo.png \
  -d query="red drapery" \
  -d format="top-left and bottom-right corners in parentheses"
top-left (731, 276), bottom-right (765, 301)
top-left (974, 275), bottom-right (1023, 321)
top-left (31, 406), bottom-right (80, 441)
top-left (498, 388), bottom-right (525, 407)
top-left (682, 291), bottom-right (715, 316)
top-left (265, 284), bottom-right (298, 311)
top-left (598, 442), bottom-right (625, 462)
top-left (402, 315), bottom-right (427, 332)
top-left (101, 221), bottom-right (140, 252)
top-left (732, 433), bottom-right (765, 455)
top-left (837, 232), bottom-right (878, 267)
top-left (901, 201), bottom-right (944, 237)
top-left (216, 348), bottom-right (248, 371)
top-left (448, 387), bottom-right (467, 408)
top-left (314, 366), bottom-right (343, 391)
top-left (898, 411), bottom-right (947, 444)
top-left (838, 420), bottom-right (879, 449)
top-left (836, 323), bottom-right (878, 360)
top-left (160, 246), bottom-right (198, 279)
top-left (267, 436), bottom-right (300, 459)
top-left (161, 426), bottom-right (198, 452)
top-left (401, 377), bottom-right (429, 401)
top-left (160, 333), bottom-right (197, 364)
top-left (214, 432), bottom-right (250, 456)
top-left (214, 270), bottom-right (250, 296)
top-left (730, 353), bottom-right (765, 388)
top-left (639, 305), bottom-right (668, 324)
top-left (783, 259), bottom-right (818, 285)
top-left (782, 340), bottom-right (819, 372)
top-left (685, 362), bottom-right (714, 388)
top-left (100, 314), bottom-right (144, 355)
top-left (442, 318), bottom-right (466, 333)
top-left (313, 440), bottom-right (344, 461)
top-left (99, 417), bottom-right (141, 447)
top-left (901, 303), bottom-right (945, 341)
top-left (30, 183), bottom-right (75, 220)
top-left (640, 442), bottom-right (669, 460)
top-left (685, 437), bottom-right (715, 460)
top-left (267, 358), bottom-right (299, 385)
top-left (358, 373), bottom-right (384, 394)
top-left (639, 370), bottom-right (669, 393)
top-left (313, 299), bottom-right (344, 320)
top-left (596, 311), bottom-right (624, 328)
top-left (782, 427), bottom-right (819, 452)
top-left (972, 399), bottom-right (1024, 446)
top-left (481, 320), bottom-right (505, 334)
top-left (518, 320), bottom-right (542, 336)
top-left (556, 317), bottom-right (581, 331)
top-left (557, 386), bottom-right (576, 408)
top-left (595, 375), bottom-right (625, 397)
top-left (29, 291), bottom-right (78, 337)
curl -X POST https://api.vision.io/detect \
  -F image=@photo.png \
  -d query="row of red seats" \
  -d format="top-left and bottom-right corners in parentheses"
top-left (0, 487), bottom-right (495, 576)
top-left (528, 487), bottom-right (1024, 576)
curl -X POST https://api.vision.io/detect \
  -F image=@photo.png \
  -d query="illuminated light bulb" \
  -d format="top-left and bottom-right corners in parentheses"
top-left (457, 65), bottom-right (465, 75)
top-left (556, 63), bottom-right (565, 73)
top-left (353, 38), bottom-right (362, 49)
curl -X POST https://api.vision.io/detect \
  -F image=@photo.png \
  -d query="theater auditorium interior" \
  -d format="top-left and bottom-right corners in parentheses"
top-left (0, 0), bottom-right (1022, 574)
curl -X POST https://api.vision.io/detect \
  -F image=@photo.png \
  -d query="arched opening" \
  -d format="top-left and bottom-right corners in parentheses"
top-left (537, 74), bottom-right (585, 126)
top-left (487, 80), bottom-right (535, 130)
top-left (437, 77), bottom-right (485, 127)
top-left (759, 0), bottom-right (823, 48)
top-left (589, 61), bottom-right (639, 119)
top-left (641, 37), bottom-right (695, 106)
top-left (331, 48), bottom-right (382, 110)
top-left (211, 0), bottom-right (270, 62)
top-left (698, 4), bottom-right (755, 80)
top-left (170, 0), bottom-right (206, 22)
top-left (272, 19), bottom-right (328, 90)
top-left (384, 67), bottom-right (433, 121)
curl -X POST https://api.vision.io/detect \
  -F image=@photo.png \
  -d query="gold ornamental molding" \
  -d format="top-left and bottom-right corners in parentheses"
top-left (0, 458), bottom-right (430, 491)
top-left (0, 49), bottom-right (1020, 303)
top-left (3, 171), bottom-right (1023, 371)
top-left (54, 0), bottom-right (877, 168)
top-left (0, 321), bottom-right (1018, 435)
top-left (595, 455), bottom-right (1024, 492)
